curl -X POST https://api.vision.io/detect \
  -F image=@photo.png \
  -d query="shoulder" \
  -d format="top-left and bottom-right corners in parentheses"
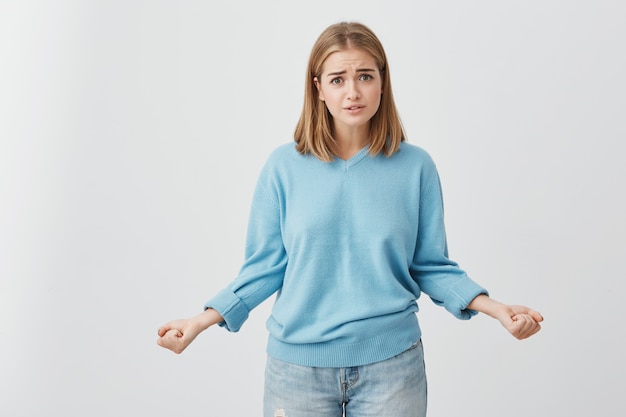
top-left (394, 142), bottom-right (438, 171)
top-left (263, 142), bottom-right (302, 167)
top-left (257, 142), bottom-right (307, 183)
top-left (268, 142), bottom-right (299, 157)
top-left (397, 142), bottom-right (433, 160)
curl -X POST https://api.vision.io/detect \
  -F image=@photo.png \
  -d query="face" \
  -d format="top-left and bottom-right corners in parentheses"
top-left (314, 48), bottom-right (383, 136)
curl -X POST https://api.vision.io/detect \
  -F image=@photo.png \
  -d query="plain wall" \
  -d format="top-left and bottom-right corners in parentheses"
top-left (1, 0), bottom-right (624, 415)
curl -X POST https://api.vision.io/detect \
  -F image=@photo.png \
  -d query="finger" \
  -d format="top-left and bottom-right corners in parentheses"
top-left (510, 314), bottom-right (536, 339)
top-left (157, 323), bottom-right (175, 337)
top-left (528, 309), bottom-right (544, 323)
top-left (513, 314), bottom-right (541, 339)
top-left (158, 321), bottom-right (184, 337)
top-left (157, 332), bottom-right (172, 348)
top-left (519, 324), bottom-right (540, 339)
top-left (162, 328), bottom-right (183, 343)
top-left (167, 330), bottom-right (186, 354)
top-left (157, 329), bottom-right (184, 353)
top-left (516, 312), bottom-right (542, 331)
top-left (514, 306), bottom-right (543, 323)
top-left (157, 336), bottom-right (168, 348)
top-left (167, 328), bottom-right (183, 338)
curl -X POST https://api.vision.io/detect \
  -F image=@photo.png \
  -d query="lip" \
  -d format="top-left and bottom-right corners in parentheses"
top-left (344, 105), bottom-right (365, 113)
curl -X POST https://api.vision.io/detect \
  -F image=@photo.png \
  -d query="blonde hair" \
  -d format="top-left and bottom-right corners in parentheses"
top-left (294, 21), bottom-right (406, 162)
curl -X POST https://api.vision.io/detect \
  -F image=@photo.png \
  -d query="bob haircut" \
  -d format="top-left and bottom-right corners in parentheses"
top-left (294, 21), bottom-right (406, 162)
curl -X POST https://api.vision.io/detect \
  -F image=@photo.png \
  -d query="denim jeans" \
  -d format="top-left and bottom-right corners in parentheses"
top-left (263, 339), bottom-right (427, 417)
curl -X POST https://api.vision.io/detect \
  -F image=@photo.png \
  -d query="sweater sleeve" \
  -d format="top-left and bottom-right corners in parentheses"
top-left (409, 163), bottom-right (488, 320)
top-left (204, 174), bottom-right (287, 332)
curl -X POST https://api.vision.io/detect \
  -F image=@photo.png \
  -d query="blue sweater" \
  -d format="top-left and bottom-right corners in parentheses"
top-left (205, 142), bottom-right (487, 367)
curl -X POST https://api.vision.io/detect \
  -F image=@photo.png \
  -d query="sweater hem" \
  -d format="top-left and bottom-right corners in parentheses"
top-left (266, 313), bottom-right (422, 367)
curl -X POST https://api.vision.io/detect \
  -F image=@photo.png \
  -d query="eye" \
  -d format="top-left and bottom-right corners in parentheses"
top-left (359, 74), bottom-right (373, 81)
top-left (330, 77), bottom-right (343, 85)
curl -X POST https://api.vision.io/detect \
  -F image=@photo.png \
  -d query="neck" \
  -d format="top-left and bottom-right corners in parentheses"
top-left (334, 123), bottom-right (370, 160)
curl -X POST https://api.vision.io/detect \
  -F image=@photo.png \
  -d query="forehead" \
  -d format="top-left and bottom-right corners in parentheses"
top-left (321, 48), bottom-right (378, 73)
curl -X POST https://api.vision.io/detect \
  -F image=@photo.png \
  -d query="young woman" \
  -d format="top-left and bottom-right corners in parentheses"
top-left (157, 21), bottom-right (543, 417)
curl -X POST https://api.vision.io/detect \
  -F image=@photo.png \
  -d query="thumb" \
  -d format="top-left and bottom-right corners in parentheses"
top-left (525, 308), bottom-right (544, 323)
top-left (157, 326), bottom-right (169, 337)
top-left (157, 323), bottom-right (178, 337)
top-left (511, 306), bottom-right (544, 323)
top-left (157, 328), bottom-right (182, 346)
top-left (157, 328), bottom-right (184, 351)
top-left (165, 328), bottom-right (183, 339)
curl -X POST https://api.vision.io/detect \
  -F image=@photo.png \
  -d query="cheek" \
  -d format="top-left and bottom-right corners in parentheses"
top-left (321, 90), bottom-right (341, 107)
top-left (370, 89), bottom-right (383, 108)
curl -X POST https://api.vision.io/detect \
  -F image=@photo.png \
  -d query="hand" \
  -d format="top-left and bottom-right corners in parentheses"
top-left (467, 295), bottom-right (543, 340)
top-left (157, 318), bottom-right (203, 354)
top-left (156, 309), bottom-right (224, 354)
top-left (495, 305), bottom-right (544, 340)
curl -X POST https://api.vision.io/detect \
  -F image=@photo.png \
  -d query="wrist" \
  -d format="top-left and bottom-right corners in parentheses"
top-left (467, 294), bottom-right (504, 319)
top-left (194, 308), bottom-right (224, 330)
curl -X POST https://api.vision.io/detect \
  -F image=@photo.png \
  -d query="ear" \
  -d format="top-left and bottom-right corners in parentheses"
top-left (313, 77), bottom-right (325, 101)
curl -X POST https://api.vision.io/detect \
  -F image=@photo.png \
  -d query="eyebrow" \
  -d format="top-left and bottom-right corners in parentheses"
top-left (326, 68), bottom-right (376, 77)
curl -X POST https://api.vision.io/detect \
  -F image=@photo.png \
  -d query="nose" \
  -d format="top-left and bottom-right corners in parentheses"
top-left (346, 80), bottom-right (360, 100)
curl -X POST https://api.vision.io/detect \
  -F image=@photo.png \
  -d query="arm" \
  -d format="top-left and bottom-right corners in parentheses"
top-left (411, 159), bottom-right (542, 337)
top-left (156, 308), bottom-right (224, 354)
top-left (203, 175), bottom-right (287, 332)
top-left (467, 294), bottom-right (543, 340)
top-left (157, 162), bottom-right (286, 352)
top-left (410, 162), bottom-right (489, 319)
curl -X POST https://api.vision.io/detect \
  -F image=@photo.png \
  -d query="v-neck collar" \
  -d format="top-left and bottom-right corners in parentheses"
top-left (332, 145), bottom-right (371, 171)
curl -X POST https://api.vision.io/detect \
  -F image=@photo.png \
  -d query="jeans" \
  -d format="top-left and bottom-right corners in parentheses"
top-left (263, 339), bottom-right (427, 417)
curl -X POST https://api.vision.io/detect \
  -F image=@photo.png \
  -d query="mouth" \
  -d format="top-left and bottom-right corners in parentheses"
top-left (344, 105), bottom-right (365, 111)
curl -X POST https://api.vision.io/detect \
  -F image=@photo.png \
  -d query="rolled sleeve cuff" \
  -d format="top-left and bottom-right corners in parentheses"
top-left (204, 288), bottom-right (250, 332)
top-left (443, 279), bottom-right (489, 320)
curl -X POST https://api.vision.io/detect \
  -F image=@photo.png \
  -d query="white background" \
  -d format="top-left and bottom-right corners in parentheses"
top-left (1, 0), bottom-right (624, 416)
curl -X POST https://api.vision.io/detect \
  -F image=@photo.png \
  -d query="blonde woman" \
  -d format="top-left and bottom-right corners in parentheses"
top-left (158, 21), bottom-right (543, 417)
